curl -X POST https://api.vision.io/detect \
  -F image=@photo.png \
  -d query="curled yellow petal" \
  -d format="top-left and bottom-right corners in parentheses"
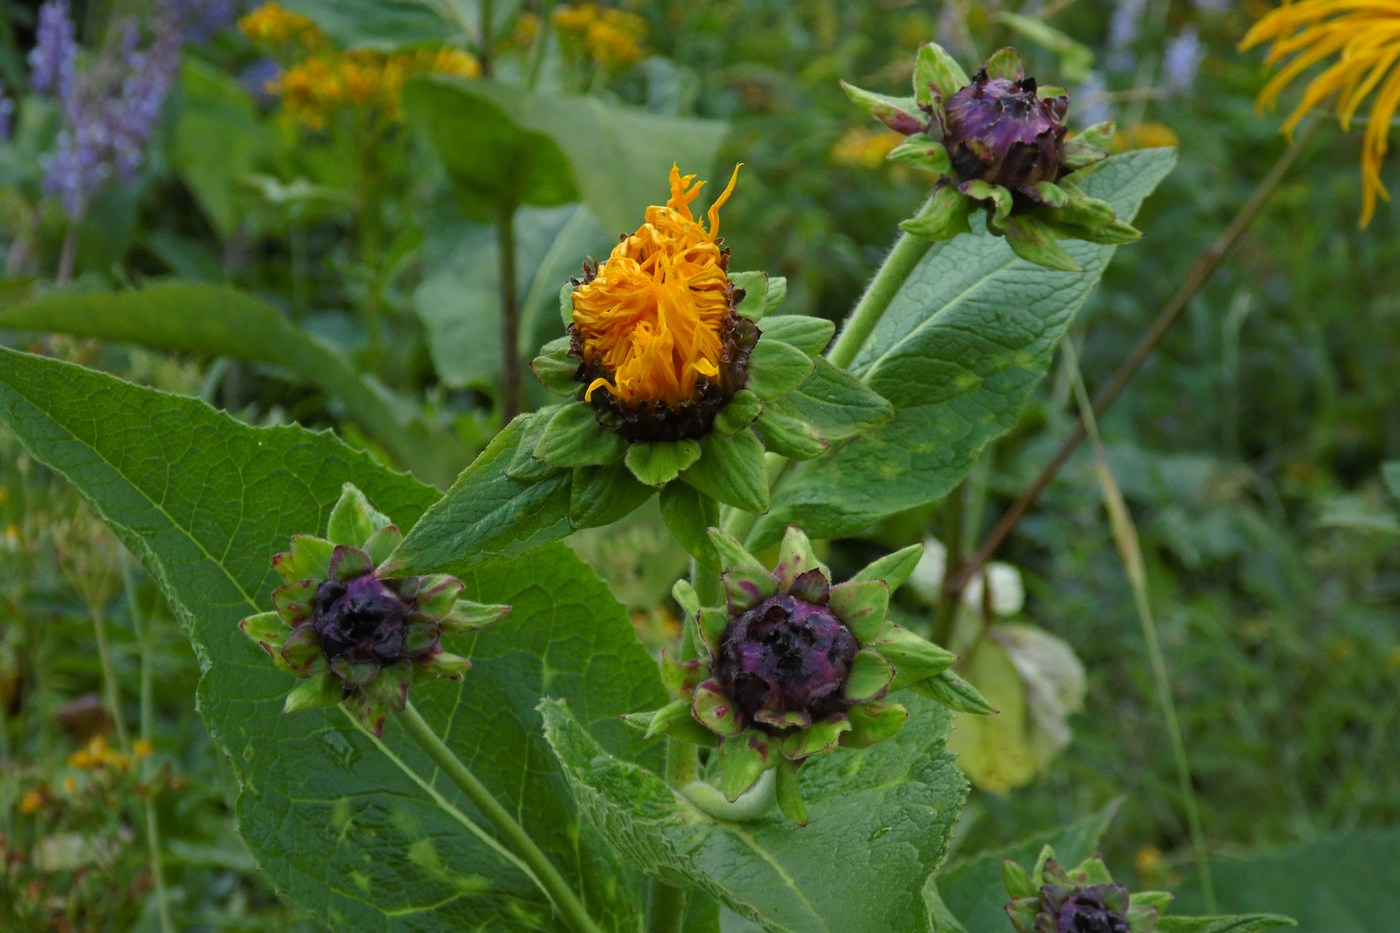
top-left (1243, 0), bottom-right (1400, 226)
top-left (572, 165), bottom-right (743, 407)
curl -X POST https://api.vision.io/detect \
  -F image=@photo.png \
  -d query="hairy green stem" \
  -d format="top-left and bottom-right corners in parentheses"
top-left (1062, 341), bottom-right (1216, 912)
top-left (122, 554), bottom-right (173, 933)
top-left (57, 226), bottom-right (78, 284)
top-left (395, 701), bottom-right (603, 933)
top-left (826, 222), bottom-right (934, 370)
top-left (357, 128), bottom-right (387, 377)
top-left (498, 206), bottom-right (522, 421)
top-left (88, 605), bottom-right (129, 751)
top-left (526, 0), bottom-right (555, 90)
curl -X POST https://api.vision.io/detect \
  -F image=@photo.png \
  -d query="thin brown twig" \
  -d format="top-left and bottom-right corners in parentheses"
top-left (949, 121), bottom-right (1320, 595)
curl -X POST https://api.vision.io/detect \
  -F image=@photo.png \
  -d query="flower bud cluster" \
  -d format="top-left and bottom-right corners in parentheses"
top-left (238, 485), bottom-right (509, 736)
top-left (630, 527), bottom-right (978, 824)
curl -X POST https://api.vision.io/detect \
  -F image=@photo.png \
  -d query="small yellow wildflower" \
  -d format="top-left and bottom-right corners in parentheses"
top-left (1241, 0), bottom-right (1400, 226)
top-left (412, 48), bottom-right (482, 80)
top-left (554, 4), bottom-right (647, 70)
top-left (1111, 121), bottom-right (1180, 152)
top-left (19, 788), bottom-right (45, 814)
top-left (62, 776), bottom-right (78, 795)
top-left (830, 126), bottom-right (902, 169)
top-left (274, 56), bottom-right (343, 130)
top-left (133, 737), bottom-right (154, 759)
top-left (68, 734), bottom-right (131, 771)
top-left (572, 164), bottom-right (741, 407)
top-left (239, 1), bottom-right (325, 49)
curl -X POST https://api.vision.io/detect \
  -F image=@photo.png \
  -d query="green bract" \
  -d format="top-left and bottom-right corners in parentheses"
top-left (520, 271), bottom-right (891, 541)
top-left (237, 484), bottom-right (509, 736)
top-left (842, 42), bottom-right (1144, 271)
top-left (1003, 846), bottom-right (1173, 933)
top-left (631, 526), bottom-right (981, 825)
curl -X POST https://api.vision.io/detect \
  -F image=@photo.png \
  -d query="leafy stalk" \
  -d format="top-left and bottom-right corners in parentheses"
top-left (498, 205), bottom-right (522, 421)
top-left (826, 213), bottom-right (935, 369)
top-left (394, 701), bottom-right (604, 933)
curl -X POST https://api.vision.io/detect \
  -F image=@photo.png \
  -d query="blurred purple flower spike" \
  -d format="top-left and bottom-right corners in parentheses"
top-left (29, 0), bottom-right (78, 97)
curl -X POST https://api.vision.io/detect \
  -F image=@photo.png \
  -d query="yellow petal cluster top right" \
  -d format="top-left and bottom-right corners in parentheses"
top-left (1241, 0), bottom-right (1400, 226)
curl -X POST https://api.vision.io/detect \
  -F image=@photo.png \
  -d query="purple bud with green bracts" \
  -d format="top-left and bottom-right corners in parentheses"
top-left (1041, 883), bottom-right (1133, 933)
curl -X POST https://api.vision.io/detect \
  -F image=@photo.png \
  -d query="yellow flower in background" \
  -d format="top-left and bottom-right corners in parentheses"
top-left (1111, 121), bottom-right (1181, 152)
top-left (554, 3), bottom-right (647, 70)
top-left (268, 46), bottom-right (480, 130)
top-left (274, 56), bottom-right (343, 130)
top-left (572, 164), bottom-right (741, 406)
top-left (830, 126), bottom-right (902, 169)
top-left (19, 788), bottom-right (45, 814)
top-left (239, 1), bottom-right (324, 48)
top-left (1241, 0), bottom-right (1400, 226)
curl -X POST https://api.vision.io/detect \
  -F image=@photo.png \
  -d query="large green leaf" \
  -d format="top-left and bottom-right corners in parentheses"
top-left (0, 282), bottom-right (428, 471)
top-left (924, 800), bottom-right (1121, 933)
top-left (0, 347), bottom-right (666, 930)
top-left (405, 76), bottom-right (729, 234)
top-left (1171, 828), bottom-right (1400, 932)
top-left (541, 694), bottom-right (967, 933)
top-left (281, 0), bottom-right (458, 49)
top-left (751, 149), bottom-right (1177, 547)
top-left (381, 416), bottom-right (575, 578)
top-left (171, 60), bottom-right (267, 241)
top-left (403, 77), bottom-right (579, 220)
top-left (414, 203), bottom-right (612, 392)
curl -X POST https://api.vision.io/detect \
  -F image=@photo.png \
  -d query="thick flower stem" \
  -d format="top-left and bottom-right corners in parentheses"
top-left (498, 206), bottom-right (522, 421)
top-left (826, 218), bottom-right (935, 370)
top-left (395, 701), bottom-right (603, 933)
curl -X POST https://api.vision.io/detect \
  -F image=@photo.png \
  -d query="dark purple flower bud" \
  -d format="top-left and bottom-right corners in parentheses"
top-left (29, 0), bottom-right (77, 98)
top-left (942, 69), bottom-right (1068, 200)
top-left (1041, 883), bottom-right (1133, 933)
top-left (312, 574), bottom-right (416, 665)
top-left (713, 591), bottom-right (859, 728)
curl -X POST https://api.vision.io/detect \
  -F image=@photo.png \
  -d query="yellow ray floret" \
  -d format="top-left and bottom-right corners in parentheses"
top-left (1242, 0), bottom-right (1400, 226)
top-left (573, 164), bottom-right (741, 407)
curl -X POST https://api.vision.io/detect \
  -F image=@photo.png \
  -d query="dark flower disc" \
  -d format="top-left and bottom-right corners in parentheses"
top-left (942, 71), bottom-right (1068, 203)
top-left (713, 592), bottom-right (859, 729)
top-left (312, 574), bottom-right (413, 665)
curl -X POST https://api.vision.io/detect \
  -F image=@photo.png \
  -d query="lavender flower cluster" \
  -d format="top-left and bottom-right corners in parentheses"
top-left (24, 0), bottom-right (237, 221)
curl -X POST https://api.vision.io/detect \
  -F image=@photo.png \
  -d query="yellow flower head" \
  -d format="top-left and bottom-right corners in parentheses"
top-left (553, 4), bottom-right (647, 70)
top-left (19, 788), bottom-right (45, 814)
top-left (571, 164), bottom-right (750, 423)
top-left (1241, 0), bottom-right (1400, 226)
top-left (273, 56), bottom-right (343, 130)
top-left (239, 2), bottom-right (325, 49)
